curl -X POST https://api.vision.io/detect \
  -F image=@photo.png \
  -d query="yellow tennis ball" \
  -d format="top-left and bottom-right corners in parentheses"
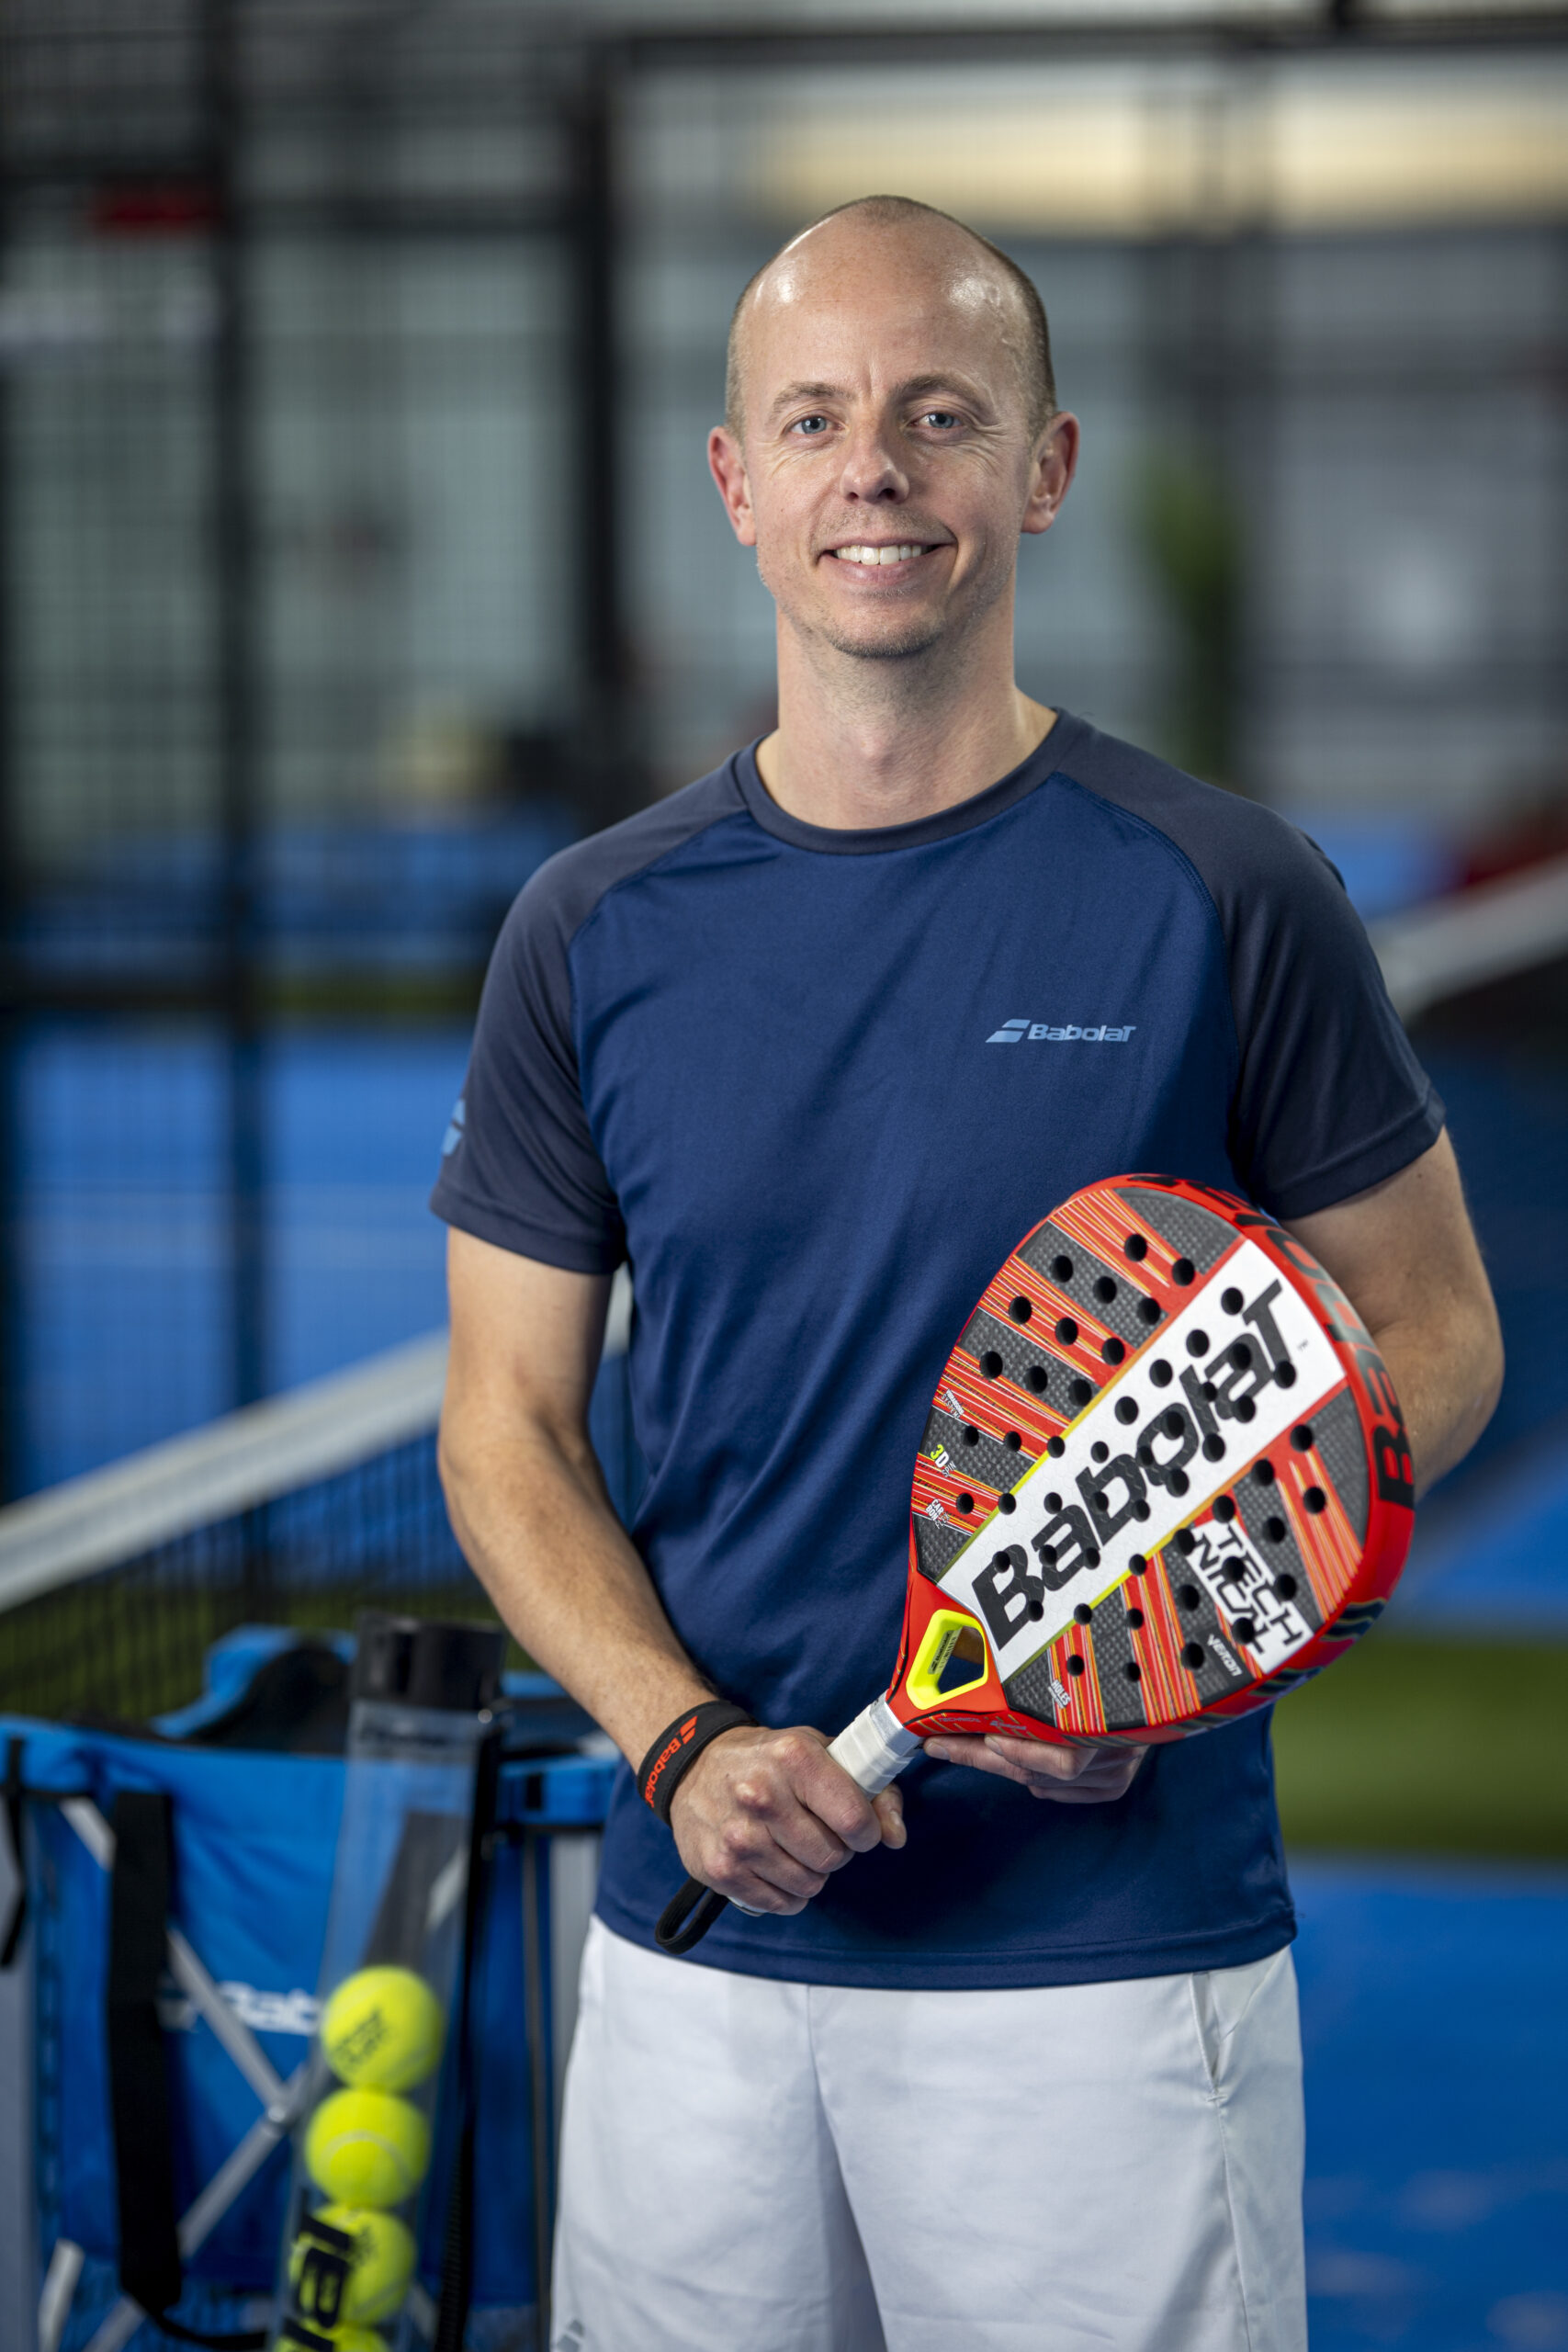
top-left (320, 1966), bottom-right (444, 2093)
top-left (330, 2332), bottom-right (388, 2352)
top-left (306, 2089), bottom-right (430, 2209)
top-left (291, 2205), bottom-right (416, 2327)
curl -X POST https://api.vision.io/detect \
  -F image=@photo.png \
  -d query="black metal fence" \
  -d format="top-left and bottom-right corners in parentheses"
top-left (2, 2), bottom-right (1565, 1506)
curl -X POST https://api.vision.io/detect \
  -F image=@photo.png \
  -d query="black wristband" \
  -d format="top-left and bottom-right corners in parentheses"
top-left (637, 1701), bottom-right (756, 1826)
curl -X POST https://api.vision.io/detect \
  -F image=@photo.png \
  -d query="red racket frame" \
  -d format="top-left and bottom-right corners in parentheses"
top-left (886, 1176), bottom-right (1415, 1748)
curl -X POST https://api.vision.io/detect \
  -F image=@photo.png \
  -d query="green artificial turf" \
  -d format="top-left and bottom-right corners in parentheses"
top-left (1272, 1633), bottom-right (1568, 1860)
top-left (10, 1575), bottom-right (1563, 1862)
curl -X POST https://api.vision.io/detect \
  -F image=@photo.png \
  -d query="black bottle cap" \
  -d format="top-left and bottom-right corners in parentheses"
top-left (352, 1611), bottom-right (507, 1713)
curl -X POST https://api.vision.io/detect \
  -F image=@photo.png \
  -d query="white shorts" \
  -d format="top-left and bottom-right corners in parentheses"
top-left (551, 1919), bottom-right (1306, 2352)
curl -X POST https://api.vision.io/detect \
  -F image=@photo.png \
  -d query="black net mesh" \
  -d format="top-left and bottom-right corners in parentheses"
top-left (0, 1428), bottom-right (492, 1726)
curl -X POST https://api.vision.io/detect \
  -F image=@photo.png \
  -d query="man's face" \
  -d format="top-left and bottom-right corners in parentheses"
top-left (711, 220), bottom-right (1069, 665)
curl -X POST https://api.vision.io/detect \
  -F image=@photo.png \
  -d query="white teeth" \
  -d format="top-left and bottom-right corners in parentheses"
top-left (835, 543), bottom-right (924, 565)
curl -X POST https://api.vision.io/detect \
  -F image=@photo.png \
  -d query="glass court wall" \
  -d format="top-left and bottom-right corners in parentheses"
top-left (1, 3), bottom-right (1565, 1494)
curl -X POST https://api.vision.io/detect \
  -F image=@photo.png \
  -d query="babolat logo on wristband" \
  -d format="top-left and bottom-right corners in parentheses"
top-left (637, 1699), bottom-right (756, 1825)
top-left (642, 1715), bottom-right (700, 1810)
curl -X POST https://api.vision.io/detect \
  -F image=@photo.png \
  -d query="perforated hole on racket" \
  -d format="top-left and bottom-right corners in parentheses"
top-left (656, 1175), bottom-right (1416, 1955)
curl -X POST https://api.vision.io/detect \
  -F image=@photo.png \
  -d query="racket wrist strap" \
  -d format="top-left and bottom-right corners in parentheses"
top-left (638, 1701), bottom-right (756, 1825)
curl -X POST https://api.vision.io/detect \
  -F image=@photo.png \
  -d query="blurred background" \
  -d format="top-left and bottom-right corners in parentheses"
top-left (2, 0), bottom-right (1567, 1487)
top-left (0, 2), bottom-right (1565, 2346)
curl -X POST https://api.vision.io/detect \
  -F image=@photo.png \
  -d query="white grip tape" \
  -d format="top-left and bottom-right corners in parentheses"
top-left (828, 1696), bottom-right (923, 1795)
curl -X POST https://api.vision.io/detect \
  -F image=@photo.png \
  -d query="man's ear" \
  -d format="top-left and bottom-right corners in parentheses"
top-left (1021, 412), bottom-right (1080, 538)
top-left (708, 424), bottom-right (758, 548)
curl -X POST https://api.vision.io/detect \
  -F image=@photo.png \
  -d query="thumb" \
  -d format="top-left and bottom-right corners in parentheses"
top-left (872, 1785), bottom-right (907, 1849)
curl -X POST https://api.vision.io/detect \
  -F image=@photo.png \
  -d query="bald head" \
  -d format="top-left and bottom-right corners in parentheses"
top-left (725, 196), bottom-right (1056, 445)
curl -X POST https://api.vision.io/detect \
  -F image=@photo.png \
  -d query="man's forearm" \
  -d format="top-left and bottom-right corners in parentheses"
top-left (437, 1237), bottom-right (896, 1914)
top-left (1284, 1132), bottom-right (1503, 1504)
top-left (1362, 1302), bottom-right (1503, 1500)
top-left (438, 1397), bottom-right (714, 1767)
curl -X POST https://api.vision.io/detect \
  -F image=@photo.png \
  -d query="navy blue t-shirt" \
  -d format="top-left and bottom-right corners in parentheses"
top-left (431, 712), bottom-right (1442, 1989)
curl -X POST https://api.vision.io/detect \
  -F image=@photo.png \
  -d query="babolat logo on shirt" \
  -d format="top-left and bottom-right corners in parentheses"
top-left (987, 1018), bottom-right (1137, 1044)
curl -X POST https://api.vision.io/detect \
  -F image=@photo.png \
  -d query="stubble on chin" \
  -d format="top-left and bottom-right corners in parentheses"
top-left (764, 540), bottom-right (1011, 671)
top-left (814, 609), bottom-right (950, 662)
top-left (764, 563), bottom-right (951, 665)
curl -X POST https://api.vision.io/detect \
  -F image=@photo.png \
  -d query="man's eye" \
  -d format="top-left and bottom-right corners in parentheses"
top-left (791, 414), bottom-right (830, 435)
top-left (919, 410), bottom-right (961, 430)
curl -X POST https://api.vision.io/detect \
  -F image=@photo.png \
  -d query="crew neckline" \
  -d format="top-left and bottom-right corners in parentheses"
top-left (733, 709), bottom-right (1091, 855)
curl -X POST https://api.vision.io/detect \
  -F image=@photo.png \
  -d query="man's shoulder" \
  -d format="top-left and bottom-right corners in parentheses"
top-left (1050, 716), bottom-right (1338, 911)
top-left (502, 757), bottom-right (749, 959)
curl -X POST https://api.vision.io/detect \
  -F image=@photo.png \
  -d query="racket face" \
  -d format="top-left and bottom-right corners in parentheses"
top-left (893, 1176), bottom-right (1415, 1746)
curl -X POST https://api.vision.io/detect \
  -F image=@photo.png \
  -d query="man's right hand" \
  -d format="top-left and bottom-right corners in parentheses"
top-left (670, 1724), bottom-right (906, 1915)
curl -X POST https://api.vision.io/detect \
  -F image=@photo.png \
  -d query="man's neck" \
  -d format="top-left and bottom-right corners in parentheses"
top-left (752, 619), bottom-right (1056, 832)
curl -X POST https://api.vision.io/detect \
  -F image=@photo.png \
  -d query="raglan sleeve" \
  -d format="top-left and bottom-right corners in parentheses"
top-left (1224, 819), bottom-right (1445, 1224)
top-left (428, 860), bottom-right (626, 1273)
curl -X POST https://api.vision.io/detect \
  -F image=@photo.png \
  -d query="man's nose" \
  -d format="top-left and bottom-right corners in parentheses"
top-left (838, 422), bottom-right (908, 503)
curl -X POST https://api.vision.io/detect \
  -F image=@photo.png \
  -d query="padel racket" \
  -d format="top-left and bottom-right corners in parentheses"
top-left (657, 1174), bottom-right (1415, 1954)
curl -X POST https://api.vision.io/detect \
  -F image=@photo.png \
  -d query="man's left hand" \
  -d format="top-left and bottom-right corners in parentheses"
top-left (924, 1733), bottom-right (1146, 1804)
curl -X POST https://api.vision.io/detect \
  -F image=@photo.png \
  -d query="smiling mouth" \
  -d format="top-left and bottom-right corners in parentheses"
top-left (828, 541), bottom-right (939, 567)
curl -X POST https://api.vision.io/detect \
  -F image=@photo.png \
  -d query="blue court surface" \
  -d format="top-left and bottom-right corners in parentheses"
top-left (1295, 1859), bottom-right (1568, 2351)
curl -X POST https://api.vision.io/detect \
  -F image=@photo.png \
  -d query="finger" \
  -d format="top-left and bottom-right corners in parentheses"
top-left (750, 1848), bottom-right (836, 1900)
top-left (1024, 1749), bottom-right (1147, 1804)
top-left (728, 1754), bottom-right (868, 1876)
top-left (801, 1751), bottom-right (887, 1853)
top-left (730, 1774), bottom-right (854, 1876)
top-left (1043, 1745), bottom-right (1147, 1788)
top-left (927, 1733), bottom-right (1144, 1802)
top-left (707, 1862), bottom-right (814, 1916)
top-left (872, 1786), bottom-right (906, 1849)
top-left (774, 1742), bottom-right (885, 1854)
top-left (926, 1733), bottom-right (1089, 1787)
top-left (713, 1817), bottom-right (835, 1905)
top-left (689, 1827), bottom-right (817, 1913)
top-left (923, 1735), bottom-right (1038, 1786)
top-left (1024, 1752), bottom-right (1138, 1788)
top-left (983, 1734), bottom-right (1092, 1781)
top-left (1026, 1773), bottom-right (1139, 1804)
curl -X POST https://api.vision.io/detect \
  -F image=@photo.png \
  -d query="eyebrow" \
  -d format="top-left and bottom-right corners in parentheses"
top-left (897, 371), bottom-right (993, 409)
top-left (765, 370), bottom-right (996, 423)
top-left (766, 379), bottom-right (844, 421)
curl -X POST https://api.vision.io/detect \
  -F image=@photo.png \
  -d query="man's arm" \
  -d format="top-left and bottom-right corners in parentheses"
top-left (1285, 1128), bottom-right (1502, 1499)
top-left (437, 1227), bottom-right (905, 1916)
top-left (927, 1128), bottom-right (1503, 1803)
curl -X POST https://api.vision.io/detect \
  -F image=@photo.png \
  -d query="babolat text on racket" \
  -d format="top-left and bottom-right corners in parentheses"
top-left (656, 1175), bottom-right (1415, 1954)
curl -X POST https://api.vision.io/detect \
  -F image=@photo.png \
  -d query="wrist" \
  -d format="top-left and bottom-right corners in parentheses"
top-left (637, 1698), bottom-right (758, 1825)
top-left (593, 1663), bottom-right (722, 1777)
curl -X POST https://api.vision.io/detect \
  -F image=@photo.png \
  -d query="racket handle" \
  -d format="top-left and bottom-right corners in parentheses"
top-left (828, 1694), bottom-right (924, 1793)
top-left (655, 1699), bottom-right (922, 1956)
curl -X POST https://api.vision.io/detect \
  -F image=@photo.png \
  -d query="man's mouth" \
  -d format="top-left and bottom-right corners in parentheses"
top-left (827, 541), bottom-right (937, 567)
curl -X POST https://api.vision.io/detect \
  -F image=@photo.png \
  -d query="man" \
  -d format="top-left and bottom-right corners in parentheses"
top-left (434, 198), bottom-right (1502, 2351)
